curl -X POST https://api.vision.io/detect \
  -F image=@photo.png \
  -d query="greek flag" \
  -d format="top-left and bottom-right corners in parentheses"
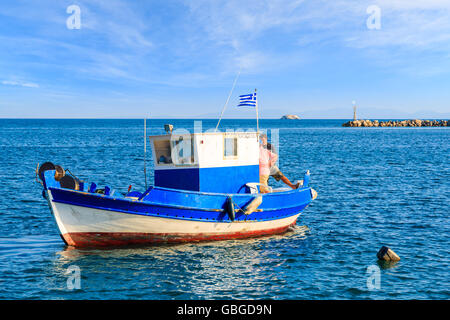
top-left (237, 93), bottom-right (257, 107)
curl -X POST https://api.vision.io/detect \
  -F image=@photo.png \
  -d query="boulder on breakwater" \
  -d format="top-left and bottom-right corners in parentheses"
top-left (342, 119), bottom-right (449, 127)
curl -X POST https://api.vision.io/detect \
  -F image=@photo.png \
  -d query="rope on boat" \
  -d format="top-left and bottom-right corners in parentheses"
top-left (231, 198), bottom-right (245, 214)
top-left (226, 195), bottom-right (262, 222)
top-left (35, 163), bottom-right (43, 185)
top-left (65, 168), bottom-right (85, 183)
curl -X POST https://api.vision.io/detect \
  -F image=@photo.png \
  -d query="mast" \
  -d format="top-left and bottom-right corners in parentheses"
top-left (255, 88), bottom-right (259, 138)
top-left (144, 118), bottom-right (148, 189)
top-left (215, 68), bottom-right (241, 132)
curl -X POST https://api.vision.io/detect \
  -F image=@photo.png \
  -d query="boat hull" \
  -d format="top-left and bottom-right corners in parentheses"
top-left (48, 193), bottom-right (300, 247)
top-left (42, 169), bottom-right (313, 247)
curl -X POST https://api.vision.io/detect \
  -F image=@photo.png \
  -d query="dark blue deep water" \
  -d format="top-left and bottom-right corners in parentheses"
top-left (0, 119), bottom-right (448, 299)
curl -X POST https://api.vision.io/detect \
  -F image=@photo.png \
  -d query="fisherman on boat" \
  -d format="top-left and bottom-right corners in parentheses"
top-left (259, 133), bottom-right (277, 193)
top-left (259, 133), bottom-right (301, 192)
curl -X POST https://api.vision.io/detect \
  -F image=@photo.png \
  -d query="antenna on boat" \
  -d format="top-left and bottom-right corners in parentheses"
top-left (215, 67), bottom-right (242, 131)
top-left (144, 118), bottom-right (148, 189)
top-left (255, 88), bottom-right (259, 137)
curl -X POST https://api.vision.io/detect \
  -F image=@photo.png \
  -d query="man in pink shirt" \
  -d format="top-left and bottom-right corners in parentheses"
top-left (259, 134), bottom-right (278, 193)
top-left (259, 134), bottom-right (301, 193)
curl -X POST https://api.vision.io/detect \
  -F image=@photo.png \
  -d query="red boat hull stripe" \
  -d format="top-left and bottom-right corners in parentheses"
top-left (62, 222), bottom-right (297, 247)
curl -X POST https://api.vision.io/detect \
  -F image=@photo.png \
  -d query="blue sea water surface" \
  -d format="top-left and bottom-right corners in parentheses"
top-left (0, 119), bottom-right (448, 300)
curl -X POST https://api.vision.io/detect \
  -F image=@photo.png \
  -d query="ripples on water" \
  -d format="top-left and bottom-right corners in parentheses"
top-left (0, 119), bottom-right (448, 299)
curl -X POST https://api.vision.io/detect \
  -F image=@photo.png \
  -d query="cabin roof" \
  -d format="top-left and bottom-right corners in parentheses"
top-left (148, 131), bottom-right (258, 139)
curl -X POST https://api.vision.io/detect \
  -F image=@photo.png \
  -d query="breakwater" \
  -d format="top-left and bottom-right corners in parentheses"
top-left (342, 119), bottom-right (449, 127)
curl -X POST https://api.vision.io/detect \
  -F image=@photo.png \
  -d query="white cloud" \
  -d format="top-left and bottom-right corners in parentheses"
top-left (347, 1), bottom-right (450, 50)
top-left (1, 80), bottom-right (39, 88)
top-left (187, 0), bottom-right (450, 76)
top-left (186, 0), bottom-right (450, 50)
top-left (376, 0), bottom-right (450, 11)
top-left (3, 0), bottom-right (450, 88)
top-left (184, 0), bottom-right (309, 71)
top-left (0, 0), bottom-right (154, 83)
top-left (80, 0), bottom-right (153, 50)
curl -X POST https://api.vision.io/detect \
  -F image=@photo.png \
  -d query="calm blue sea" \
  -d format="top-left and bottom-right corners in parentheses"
top-left (0, 119), bottom-right (448, 300)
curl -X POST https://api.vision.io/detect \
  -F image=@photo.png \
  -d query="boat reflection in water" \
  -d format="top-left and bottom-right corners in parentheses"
top-left (54, 225), bottom-right (310, 299)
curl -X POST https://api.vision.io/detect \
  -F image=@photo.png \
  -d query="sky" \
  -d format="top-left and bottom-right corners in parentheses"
top-left (0, 0), bottom-right (449, 119)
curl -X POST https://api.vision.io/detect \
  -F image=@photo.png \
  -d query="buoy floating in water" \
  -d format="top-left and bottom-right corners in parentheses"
top-left (377, 246), bottom-right (400, 261)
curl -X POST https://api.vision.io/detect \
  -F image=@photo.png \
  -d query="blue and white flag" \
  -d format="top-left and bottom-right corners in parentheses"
top-left (237, 93), bottom-right (257, 107)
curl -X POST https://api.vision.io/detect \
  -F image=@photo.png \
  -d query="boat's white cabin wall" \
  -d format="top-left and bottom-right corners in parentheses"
top-left (149, 132), bottom-right (260, 193)
top-left (150, 132), bottom-right (259, 169)
top-left (195, 132), bottom-right (259, 168)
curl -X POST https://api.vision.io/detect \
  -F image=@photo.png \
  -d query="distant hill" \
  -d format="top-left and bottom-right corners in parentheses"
top-left (155, 106), bottom-right (450, 120)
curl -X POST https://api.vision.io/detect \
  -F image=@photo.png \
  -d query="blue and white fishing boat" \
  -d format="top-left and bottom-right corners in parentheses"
top-left (36, 92), bottom-right (317, 247)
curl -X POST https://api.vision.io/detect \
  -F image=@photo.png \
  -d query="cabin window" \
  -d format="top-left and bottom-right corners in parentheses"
top-left (224, 137), bottom-right (238, 158)
top-left (154, 139), bottom-right (173, 164)
top-left (171, 135), bottom-right (197, 165)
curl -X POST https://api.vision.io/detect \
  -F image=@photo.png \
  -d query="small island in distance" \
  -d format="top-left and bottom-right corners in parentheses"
top-left (281, 114), bottom-right (301, 120)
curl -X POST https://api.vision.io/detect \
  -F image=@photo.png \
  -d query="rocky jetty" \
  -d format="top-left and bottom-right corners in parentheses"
top-left (281, 114), bottom-right (301, 120)
top-left (342, 119), bottom-right (449, 127)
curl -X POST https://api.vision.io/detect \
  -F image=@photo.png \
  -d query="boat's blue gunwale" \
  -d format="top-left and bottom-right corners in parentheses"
top-left (150, 184), bottom-right (307, 197)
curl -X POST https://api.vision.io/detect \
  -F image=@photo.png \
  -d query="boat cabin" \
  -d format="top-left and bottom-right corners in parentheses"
top-left (149, 131), bottom-right (259, 193)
